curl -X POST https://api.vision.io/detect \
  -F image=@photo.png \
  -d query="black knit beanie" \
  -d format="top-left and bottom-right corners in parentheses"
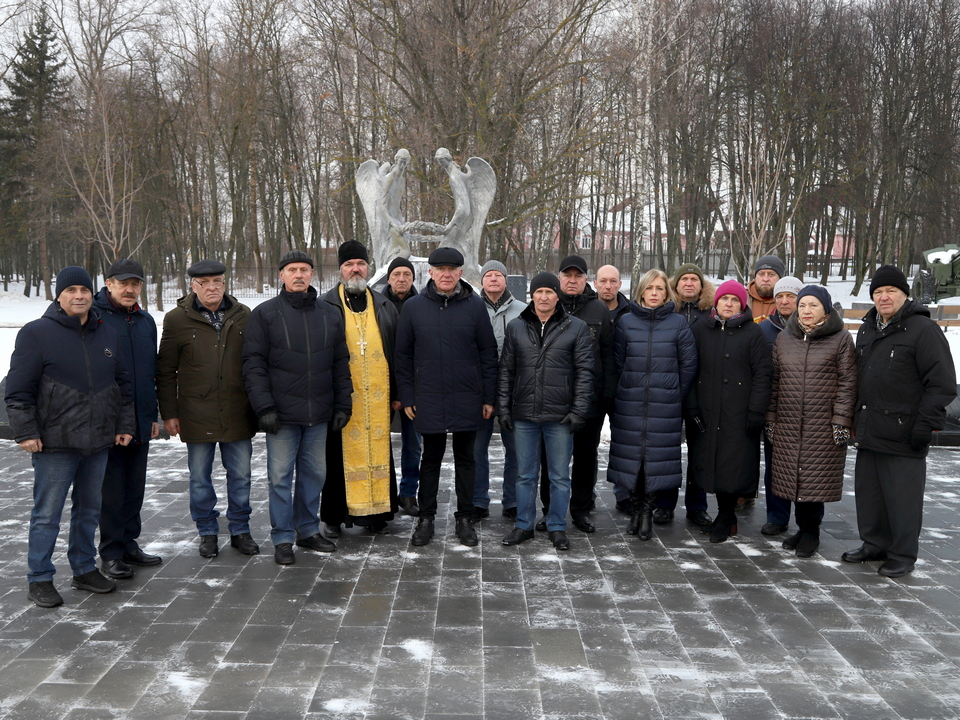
top-left (869, 265), bottom-right (910, 296)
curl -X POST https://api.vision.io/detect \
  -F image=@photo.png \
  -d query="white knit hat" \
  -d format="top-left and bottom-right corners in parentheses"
top-left (773, 276), bottom-right (804, 297)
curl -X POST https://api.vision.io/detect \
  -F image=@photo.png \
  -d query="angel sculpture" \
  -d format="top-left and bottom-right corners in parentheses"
top-left (355, 147), bottom-right (497, 285)
top-left (355, 149), bottom-right (412, 271)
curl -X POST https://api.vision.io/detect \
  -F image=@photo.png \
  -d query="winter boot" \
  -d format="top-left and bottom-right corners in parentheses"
top-left (638, 492), bottom-right (657, 541)
top-left (626, 490), bottom-right (644, 535)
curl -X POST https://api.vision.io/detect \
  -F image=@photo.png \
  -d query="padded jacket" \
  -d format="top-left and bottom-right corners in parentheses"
top-left (5, 303), bottom-right (135, 454)
top-left (497, 303), bottom-right (595, 423)
top-left (93, 289), bottom-right (158, 442)
top-left (766, 312), bottom-right (857, 503)
top-left (243, 287), bottom-right (353, 425)
top-left (156, 293), bottom-right (257, 443)
top-left (394, 280), bottom-right (499, 434)
top-left (559, 285), bottom-right (616, 414)
top-left (686, 311), bottom-right (773, 495)
top-left (608, 302), bottom-right (698, 494)
top-left (853, 300), bottom-right (956, 457)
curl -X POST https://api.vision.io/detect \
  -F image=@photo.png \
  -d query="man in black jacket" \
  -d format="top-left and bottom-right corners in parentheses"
top-left (538, 255), bottom-right (615, 533)
top-left (394, 247), bottom-right (499, 547)
top-left (6, 266), bottom-right (135, 607)
top-left (499, 272), bottom-right (595, 550)
top-left (242, 250), bottom-right (353, 565)
top-left (320, 241), bottom-right (399, 537)
top-left (95, 258), bottom-right (163, 581)
top-left (842, 265), bottom-right (956, 578)
top-left (383, 256), bottom-right (421, 516)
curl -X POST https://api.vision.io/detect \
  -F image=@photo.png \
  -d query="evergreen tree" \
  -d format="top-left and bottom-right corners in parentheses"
top-left (0, 5), bottom-right (70, 297)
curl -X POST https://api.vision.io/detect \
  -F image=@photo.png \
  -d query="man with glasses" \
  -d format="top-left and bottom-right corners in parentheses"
top-left (94, 259), bottom-right (163, 580)
top-left (157, 259), bottom-right (260, 559)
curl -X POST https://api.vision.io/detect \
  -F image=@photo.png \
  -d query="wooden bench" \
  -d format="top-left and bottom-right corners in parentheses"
top-left (838, 307), bottom-right (869, 325)
top-left (935, 305), bottom-right (960, 328)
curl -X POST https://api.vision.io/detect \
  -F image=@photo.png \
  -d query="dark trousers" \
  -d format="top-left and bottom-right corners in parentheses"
top-left (98, 441), bottom-right (150, 561)
top-left (855, 449), bottom-right (926, 565)
top-left (657, 431), bottom-right (708, 513)
top-left (763, 436), bottom-right (792, 525)
top-left (419, 431), bottom-right (477, 519)
top-left (794, 500), bottom-right (825, 532)
top-left (539, 414), bottom-right (603, 516)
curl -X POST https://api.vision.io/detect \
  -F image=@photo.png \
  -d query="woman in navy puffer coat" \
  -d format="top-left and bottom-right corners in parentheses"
top-left (608, 269), bottom-right (698, 541)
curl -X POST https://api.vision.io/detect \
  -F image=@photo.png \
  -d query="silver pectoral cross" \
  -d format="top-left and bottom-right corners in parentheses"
top-left (356, 336), bottom-right (367, 356)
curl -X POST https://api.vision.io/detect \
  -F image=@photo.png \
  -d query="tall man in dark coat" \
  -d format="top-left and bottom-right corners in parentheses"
top-left (320, 241), bottom-right (399, 538)
top-left (394, 247), bottom-right (499, 547)
top-left (6, 266), bottom-right (135, 607)
top-left (156, 259), bottom-right (259, 560)
top-left (538, 255), bottom-right (615, 534)
top-left (383, 256), bottom-right (421, 516)
top-left (243, 250), bottom-right (353, 564)
top-left (95, 259), bottom-right (163, 581)
top-left (842, 265), bottom-right (956, 578)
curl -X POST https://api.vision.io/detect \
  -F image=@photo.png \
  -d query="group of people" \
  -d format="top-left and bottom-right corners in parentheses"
top-left (5, 245), bottom-right (956, 609)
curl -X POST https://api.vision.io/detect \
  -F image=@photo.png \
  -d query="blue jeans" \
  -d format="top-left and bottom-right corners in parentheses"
top-left (266, 423), bottom-right (327, 545)
top-left (474, 417), bottom-right (518, 510)
top-left (28, 449), bottom-right (109, 583)
top-left (187, 440), bottom-right (253, 536)
top-left (398, 412), bottom-right (421, 498)
top-left (514, 420), bottom-right (573, 531)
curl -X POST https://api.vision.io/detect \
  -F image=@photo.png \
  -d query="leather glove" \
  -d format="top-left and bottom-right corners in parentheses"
top-left (258, 411), bottom-right (280, 435)
top-left (833, 424), bottom-right (850, 446)
top-left (910, 426), bottom-right (932, 451)
top-left (499, 415), bottom-right (514, 433)
top-left (747, 413), bottom-right (765, 435)
top-left (561, 413), bottom-right (585, 434)
top-left (765, 421), bottom-right (775, 441)
top-left (330, 410), bottom-right (351, 432)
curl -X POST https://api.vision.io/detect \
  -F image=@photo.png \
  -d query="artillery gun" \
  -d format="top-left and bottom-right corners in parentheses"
top-left (912, 245), bottom-right (960, 303)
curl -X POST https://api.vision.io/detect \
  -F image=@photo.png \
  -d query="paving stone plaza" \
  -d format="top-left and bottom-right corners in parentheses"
top-left (1, 435), bottom-right (959, 719)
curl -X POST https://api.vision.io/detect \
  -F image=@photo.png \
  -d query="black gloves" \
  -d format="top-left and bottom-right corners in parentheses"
top-left (499, 415), bottom-right (514, 433)
top-left (258, 411), bottom-right (280, 435)
top-left (747, 413), bottom-right (765, 435)
top-left (684, 410), bottom-right (705, 433)
top-left (561, 413), bottom-right (585, 434)
top-left (330, 410), bottom-right (351, 432)
top-left (911, 427), bottom-right (932, 452)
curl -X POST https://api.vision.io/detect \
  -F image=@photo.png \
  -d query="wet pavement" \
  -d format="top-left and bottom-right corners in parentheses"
top-left (0, 435), bottom-right (959, 719)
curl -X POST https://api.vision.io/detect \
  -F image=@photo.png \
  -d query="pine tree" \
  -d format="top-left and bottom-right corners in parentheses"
top-left (0, 5), bottom-right (70, 297)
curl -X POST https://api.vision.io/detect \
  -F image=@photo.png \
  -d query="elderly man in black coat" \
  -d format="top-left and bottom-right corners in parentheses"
top-left (394, 247), bottom-right (499, 547)
top-left (842, 265), bottom-right (956, 578)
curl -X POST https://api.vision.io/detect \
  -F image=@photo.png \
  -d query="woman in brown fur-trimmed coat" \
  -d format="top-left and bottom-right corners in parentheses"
top-left (766, 285), bottom-right (857, 558)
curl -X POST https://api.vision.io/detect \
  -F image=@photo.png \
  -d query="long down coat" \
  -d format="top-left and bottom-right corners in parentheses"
top-left (686, 311), bottom-right (772, 496)
top-left (766, 311), bottom-right (857, 503)
top-left (607, 302), bottom-right (698, 494)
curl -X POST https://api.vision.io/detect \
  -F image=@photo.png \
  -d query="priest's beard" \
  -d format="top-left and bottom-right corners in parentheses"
top-left (345, 277), bottom-right (367, 295)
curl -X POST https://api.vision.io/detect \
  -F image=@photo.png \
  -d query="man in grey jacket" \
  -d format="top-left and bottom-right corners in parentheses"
top-left (474, 260), bottom-right (525, 518)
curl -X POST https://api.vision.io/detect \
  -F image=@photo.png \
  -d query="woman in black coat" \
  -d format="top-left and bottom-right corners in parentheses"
top-left (686, 280), bottom-right (772, 542)
top-left (608, 269), bottom-right (698, 541)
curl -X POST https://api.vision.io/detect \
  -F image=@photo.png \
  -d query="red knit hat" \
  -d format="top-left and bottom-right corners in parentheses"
top-left (714, 280), bottom-right (748, 310)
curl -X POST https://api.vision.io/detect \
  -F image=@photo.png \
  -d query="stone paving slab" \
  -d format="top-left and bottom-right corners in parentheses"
top-left (0, 436), bottom-right (959, 719)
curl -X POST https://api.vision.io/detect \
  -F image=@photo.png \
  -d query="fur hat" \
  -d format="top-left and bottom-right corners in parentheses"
top-left (714, 279), bottom-right (749, 311)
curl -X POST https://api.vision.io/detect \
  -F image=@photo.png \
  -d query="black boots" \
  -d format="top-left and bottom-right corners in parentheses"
top-left (411, 517), bottom-right (435, 546)
top-left (793, 502), bottom-right (822, 558)
top-left (626, 490), bottom-right (656, 540)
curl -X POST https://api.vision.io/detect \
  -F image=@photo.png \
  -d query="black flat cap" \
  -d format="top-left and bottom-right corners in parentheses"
top-left (428, 247), bottom-right (464, 267)
top-left (106, 258), bottom-right (144, 281)
top-left (187, 259), bottom-right (227, 277)
top-left (559, 255), bottom-right (588, 274)
top-left (278, 249), bottom-right (314, 270)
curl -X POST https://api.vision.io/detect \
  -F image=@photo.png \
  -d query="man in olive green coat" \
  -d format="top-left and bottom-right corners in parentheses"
top-left (156, 259), bottom-right (259, 559)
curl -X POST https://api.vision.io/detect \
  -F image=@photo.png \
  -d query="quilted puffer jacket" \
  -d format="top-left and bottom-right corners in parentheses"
top-left (607, 301), bottom-right (698, 494)
top-left (766, 311), bottom-right (857, 503)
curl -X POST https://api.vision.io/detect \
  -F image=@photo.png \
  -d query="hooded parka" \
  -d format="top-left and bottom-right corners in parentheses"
top-left (608, 301), bottom-right (698, 494)
top-left (686, 311), bottom-right (773, 495)
top-left (766, 311), bottom-right (857, 503)
top-left (156, 293), bottom-right (257, 443)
